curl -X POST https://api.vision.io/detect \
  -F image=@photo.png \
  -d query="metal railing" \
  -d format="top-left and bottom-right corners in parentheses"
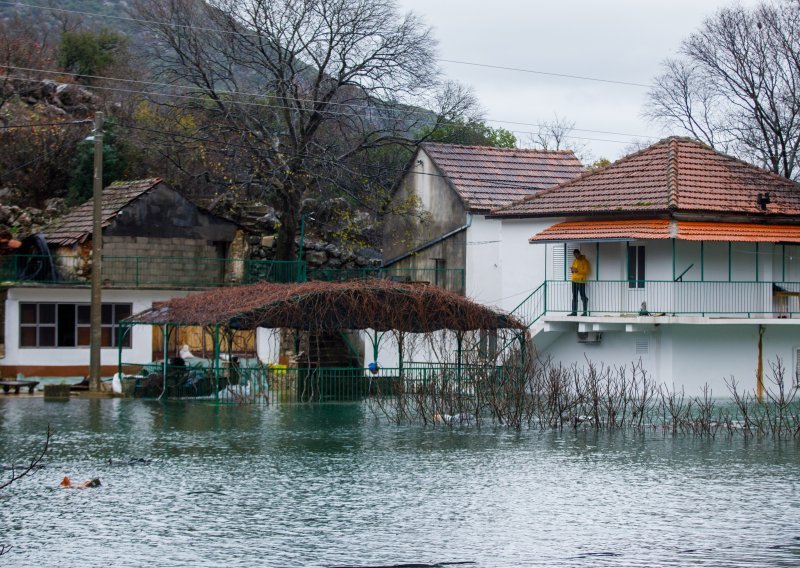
top-left (117, 363), bottom-right (499, 404)
top-left (511, 280), bottom-right (800, 320)
top-left (1, 254), bottom-right (306, 288)
top-left (2, 254), bottom-right (463, 292)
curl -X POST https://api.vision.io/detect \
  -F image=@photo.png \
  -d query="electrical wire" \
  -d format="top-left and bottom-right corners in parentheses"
top-left (2, 66), bottom-right (650, 142)
top-left (0, 1), bottom-right (653, 90)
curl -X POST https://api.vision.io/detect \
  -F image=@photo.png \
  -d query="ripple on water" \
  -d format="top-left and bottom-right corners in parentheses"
top-left (1, 399), bottom-right (799, 567)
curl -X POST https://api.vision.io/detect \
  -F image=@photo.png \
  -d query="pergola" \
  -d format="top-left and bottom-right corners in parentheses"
top-left (121, 279), bottom-right (524, 401)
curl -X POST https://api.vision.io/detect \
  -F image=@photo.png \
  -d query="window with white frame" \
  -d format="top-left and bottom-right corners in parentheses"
top-left (19, 302), bottom-right (132, 348)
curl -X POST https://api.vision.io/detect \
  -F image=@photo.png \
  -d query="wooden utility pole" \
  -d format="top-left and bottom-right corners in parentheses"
top-left (89, 111), bottom-right (103, 391)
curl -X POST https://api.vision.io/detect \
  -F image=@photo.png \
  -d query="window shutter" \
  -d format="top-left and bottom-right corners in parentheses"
top-left (551, 244), bottom-right (566, 280)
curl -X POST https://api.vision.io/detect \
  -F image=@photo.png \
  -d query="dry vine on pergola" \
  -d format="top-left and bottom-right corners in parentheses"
top-left (127, 279), bottom-right (523, 333)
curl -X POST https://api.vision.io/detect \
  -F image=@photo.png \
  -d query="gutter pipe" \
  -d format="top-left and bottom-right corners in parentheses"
top-left (382, 214), bottom-right (473, 268)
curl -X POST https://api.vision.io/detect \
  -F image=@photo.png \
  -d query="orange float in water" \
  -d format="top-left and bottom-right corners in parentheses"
top-left (60, 476), bottom-right (101, 489)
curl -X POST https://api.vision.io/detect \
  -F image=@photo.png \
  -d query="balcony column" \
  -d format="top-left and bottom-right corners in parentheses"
top-left (701, 241), bottom-right (704, 281)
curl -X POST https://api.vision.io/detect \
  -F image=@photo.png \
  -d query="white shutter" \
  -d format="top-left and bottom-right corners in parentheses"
top-left (551, 244), bottom-right (566, 280)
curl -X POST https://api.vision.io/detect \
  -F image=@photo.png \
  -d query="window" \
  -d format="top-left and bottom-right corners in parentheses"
top-left (19, 303), bottom-right (132, 348)
top-left (628, 245), bottom-right (646, 289)
top-left (434, 258), bottom-right (446, 287)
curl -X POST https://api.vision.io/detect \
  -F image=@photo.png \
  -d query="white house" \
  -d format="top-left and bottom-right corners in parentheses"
top-left (382, 142), bottom-right (583, 303)
top-left (492, 137), bottom-right (800, 396)
top-left (0, 179), bottom-right (250, 378)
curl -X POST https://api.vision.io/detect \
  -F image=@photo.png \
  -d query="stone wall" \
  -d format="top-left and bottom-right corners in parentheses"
top-left (248, 234), bottom-right (381, 270)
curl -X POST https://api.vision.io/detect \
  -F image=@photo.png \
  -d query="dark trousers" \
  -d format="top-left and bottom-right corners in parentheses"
top-left (571, 282), bottom-right (588, 314)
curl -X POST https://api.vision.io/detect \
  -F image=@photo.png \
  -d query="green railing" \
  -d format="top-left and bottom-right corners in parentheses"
top-left (117, 362), bottom-right (499, 404)
top-left (2, 254), bottom-right (462, 292)
top-left (510, 282), bottom-right (547, 328)
top-left (309, 267), bottom-right (466, 294)
top-left (519, 280), bottom-right (800, 319)
top-left (1, 254), bottom-right (306, 288)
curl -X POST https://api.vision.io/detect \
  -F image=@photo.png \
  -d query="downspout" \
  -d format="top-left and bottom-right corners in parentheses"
top-left (382, 213), bottom-right (473, 268)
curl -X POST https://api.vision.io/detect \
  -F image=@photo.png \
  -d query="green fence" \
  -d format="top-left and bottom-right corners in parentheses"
top-left (1, 254), bottom-right (306, 288)
top-left (116, 362), bottom-right (504, 404)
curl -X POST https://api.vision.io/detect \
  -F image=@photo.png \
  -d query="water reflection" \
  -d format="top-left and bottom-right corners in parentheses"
top-left (1, 398), bottom-right (799, 567)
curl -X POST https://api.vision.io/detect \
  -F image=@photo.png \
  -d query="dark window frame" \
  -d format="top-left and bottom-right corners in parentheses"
top-left (627, 245), bottom-right (646, 289)
top-left (19, 302), bottom-right (132, 348)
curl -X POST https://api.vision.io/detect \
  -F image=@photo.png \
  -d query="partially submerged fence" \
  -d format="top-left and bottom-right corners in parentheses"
top-left (115, 355), bottom-right (800, 437)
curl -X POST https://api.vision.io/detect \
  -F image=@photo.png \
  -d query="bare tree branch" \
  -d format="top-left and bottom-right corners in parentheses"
top-left (646, 2), bottom-right (800, 179)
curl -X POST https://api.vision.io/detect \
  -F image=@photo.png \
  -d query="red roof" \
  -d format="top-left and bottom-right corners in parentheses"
top-left (530, 220), bottom-right (672, 242)
top-left (495, 137), bottom-right (800, 218)
top-left (677, 222), bottom-right (800, 242)
top-left (421, 143), bottom-right (584, 212)
top-left (43, 179), bottom-right (163, 246)
top-left (530, 219), bottom-right (800, 244)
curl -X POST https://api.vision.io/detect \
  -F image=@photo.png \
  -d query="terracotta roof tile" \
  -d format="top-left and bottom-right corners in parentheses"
top-left (529, 219), bottom-right (800, 244)
top-left (529, 220), bottom-right (672, 242)
top-left (494, 137), bottom-right (800, 218)
top-left (677, 222), bottom-right (800, 243)
top-left (43, 178), bottom-right (162, 246)
top-left (421, 143), bottom-right (584, 212)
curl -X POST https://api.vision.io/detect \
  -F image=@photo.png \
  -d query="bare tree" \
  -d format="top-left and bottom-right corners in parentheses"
top-left (129, 0), bottom-right (474, 260)
top-left (0, 425), bottom-right (51, 491)
top-left (526, 114), bottom-right (591, 163)
top-left (646, 1), bottom-right (800, 179)
top-left (0, 425), bottom-right (50, 557)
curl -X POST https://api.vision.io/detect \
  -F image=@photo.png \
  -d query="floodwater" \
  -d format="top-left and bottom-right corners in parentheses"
top-left (1, 399), bottom-right (799, 567)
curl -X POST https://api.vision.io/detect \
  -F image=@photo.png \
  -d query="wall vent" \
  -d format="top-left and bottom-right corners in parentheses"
top-left (635, 335), bottom-right (649, 355)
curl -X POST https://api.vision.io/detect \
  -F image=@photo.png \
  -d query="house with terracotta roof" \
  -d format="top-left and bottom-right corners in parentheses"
top-left (382, 142), bottom-right (583, 303)
top-left (0, 179), bottom-right (255, 378)
top-left (491, 136), bottom-right (800, 395)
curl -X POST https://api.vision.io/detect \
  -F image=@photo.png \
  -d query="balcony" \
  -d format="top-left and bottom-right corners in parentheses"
top-left (513, 280), bottom-right (800, 328)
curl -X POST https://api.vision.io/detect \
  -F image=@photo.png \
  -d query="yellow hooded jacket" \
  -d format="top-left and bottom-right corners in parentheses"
top-left (571, 254), bottom-right (590, 283)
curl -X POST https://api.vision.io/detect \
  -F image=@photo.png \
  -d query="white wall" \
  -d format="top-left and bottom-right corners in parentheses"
top-left (2, 287), bottom-right (189, 370)
top-left (538, 322), bottom-right (799, 396)
top-left (465, 215), bottom-right (503, 305)
top-left (497, 218), bottom-right (558, 312)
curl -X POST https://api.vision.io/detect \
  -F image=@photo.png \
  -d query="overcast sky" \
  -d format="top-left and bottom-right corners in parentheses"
top-left (396, 0), bottom-right (763, 163)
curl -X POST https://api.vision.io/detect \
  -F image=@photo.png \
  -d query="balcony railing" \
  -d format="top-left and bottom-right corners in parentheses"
top-left (512, 280), bottom-right (800, 327)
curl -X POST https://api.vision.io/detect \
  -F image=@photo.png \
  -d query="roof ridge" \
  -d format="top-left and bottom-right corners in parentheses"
top-left (667, 138), bottom-right (679, 209)
top-left (421, 142), bottom-right (578, 155)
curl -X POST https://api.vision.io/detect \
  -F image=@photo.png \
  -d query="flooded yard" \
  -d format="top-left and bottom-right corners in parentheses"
top-left (1, 398), bottom-right (799, 567)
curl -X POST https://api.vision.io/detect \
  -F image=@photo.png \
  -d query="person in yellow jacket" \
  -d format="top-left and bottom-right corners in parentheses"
top-left (569, 249), bottom-right (590, 316)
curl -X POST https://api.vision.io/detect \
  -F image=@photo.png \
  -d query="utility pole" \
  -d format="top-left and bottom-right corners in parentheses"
top-left (89, 111), bottom-right (103, 391)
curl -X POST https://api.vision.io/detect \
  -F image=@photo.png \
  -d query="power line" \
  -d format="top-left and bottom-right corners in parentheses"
top-left (2, 71), bottom-right (641, 146)
top-left (117, 121), bottom-right (581, 192)
top-left (3, 66), bottom-right (653, 140)
top-left (438, 59), bottom-right (650, 88)
top-left (0, 0), bottom-right (653, 90)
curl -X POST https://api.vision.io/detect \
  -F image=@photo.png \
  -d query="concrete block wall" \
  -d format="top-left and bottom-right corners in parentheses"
top-left (103, 236), bottom-right (225, 287)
